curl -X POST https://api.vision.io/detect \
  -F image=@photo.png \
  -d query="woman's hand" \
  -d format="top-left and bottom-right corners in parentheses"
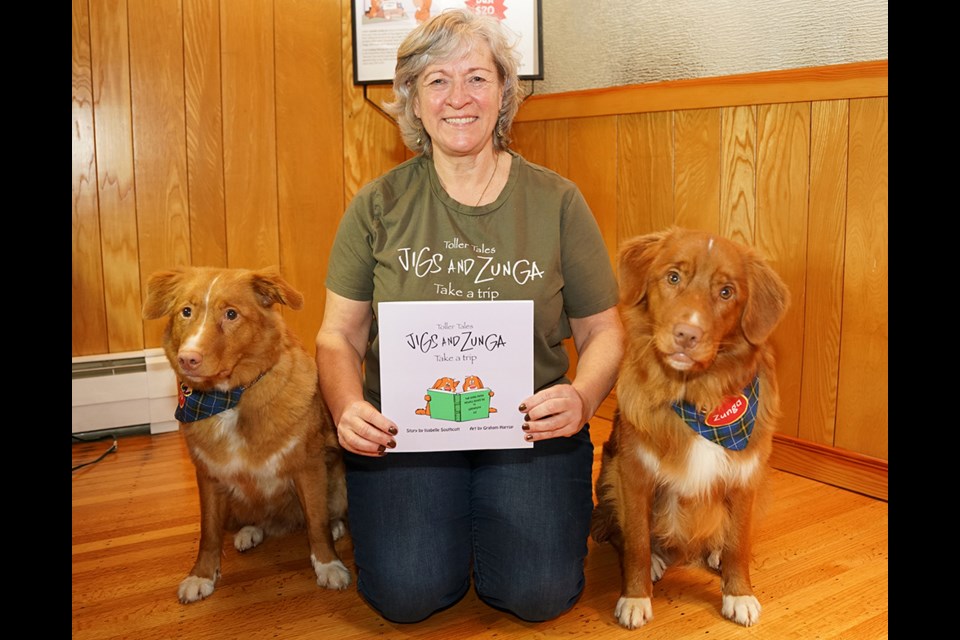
top-left (335, 399), bottom-right (398, 456)
top-left (517, 383), bottom-right (587, 442)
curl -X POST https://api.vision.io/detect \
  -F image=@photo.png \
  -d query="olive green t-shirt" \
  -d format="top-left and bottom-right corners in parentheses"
top-left (326, 150), bottom-right (618, 409)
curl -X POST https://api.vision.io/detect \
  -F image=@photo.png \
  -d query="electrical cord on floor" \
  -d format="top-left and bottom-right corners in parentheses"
top-left (72, 433), bottom-right (118, 471)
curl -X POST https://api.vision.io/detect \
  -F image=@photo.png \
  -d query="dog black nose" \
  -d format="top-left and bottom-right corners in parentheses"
top-left (673, 324), bottom-right (702, 349)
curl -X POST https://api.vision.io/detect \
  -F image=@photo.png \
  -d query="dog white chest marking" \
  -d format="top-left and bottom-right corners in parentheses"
top-left (635, 437), bottom-right (760, 497)
top-left (181, 275), bottom-right (222, 352)
top-left (193, 410), bottom-right (300, 500)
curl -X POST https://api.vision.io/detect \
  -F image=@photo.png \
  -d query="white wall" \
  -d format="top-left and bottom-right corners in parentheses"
top-left (534, 0), bottom-right (887, 94)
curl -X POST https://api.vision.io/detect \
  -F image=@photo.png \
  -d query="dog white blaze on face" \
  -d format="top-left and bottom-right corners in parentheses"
top-left (180, 276), bottom-right (222, 353)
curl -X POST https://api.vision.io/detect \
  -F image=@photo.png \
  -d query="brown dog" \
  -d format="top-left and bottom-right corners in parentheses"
top-left (591, 228), bottom-right (789, 628)
top-left (142, 266), bottom-right (350, 603)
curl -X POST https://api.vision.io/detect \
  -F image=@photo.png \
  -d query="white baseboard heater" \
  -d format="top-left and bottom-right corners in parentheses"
top-left (72, 348), bottom-right (179, 435)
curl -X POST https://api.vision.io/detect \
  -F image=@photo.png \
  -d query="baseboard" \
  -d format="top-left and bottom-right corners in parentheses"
top-left (770, 433), bottom-right (887, 501)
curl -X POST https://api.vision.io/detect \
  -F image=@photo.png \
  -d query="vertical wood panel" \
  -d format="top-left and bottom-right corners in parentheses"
top-left (720, 106), bottom-right (757, 245)
top-left (276, 0), bottom-right (345, 350)
top-left (183, 0), bottom-right (228, 269)
top-left (511, 120), bottom-right (546, 165)
top-left (674, 108), bottom-right (721, 232)
top-left (800, 100), bottom-right (848, 446)
top-left (73, 0), bottom-right (109, 356)
top-left (567, 117), bottom-right (618, 266)
top-left (222, 0), bottom-right (279, 269)
top-left (617, 111), bottom-right (674, 244)
top-left (128, 0), bottom-right (190, 348)
top-left (836, 98), bottom-right (888, 459)
top-left (340, 1), bottom-right (405, 205)
top-left (756, 103), bottom-right (811, 438)
top-left (542, 120), bottom-right (569, 177)
top-left (89, 0), bottom-right (144, 353)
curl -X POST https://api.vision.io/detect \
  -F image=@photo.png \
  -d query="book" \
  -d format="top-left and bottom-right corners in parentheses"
top-left (427, 388), bottom-right (491, 422)
top-left (378, 300), bottom-right (534, 452)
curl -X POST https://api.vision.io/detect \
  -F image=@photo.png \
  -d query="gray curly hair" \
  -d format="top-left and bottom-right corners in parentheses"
top-left (383, 8), bottom-right (524, 157)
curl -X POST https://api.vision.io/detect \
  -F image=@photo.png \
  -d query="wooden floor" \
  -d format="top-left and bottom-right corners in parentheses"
top-left (72, 417), bottom-right (888, 640)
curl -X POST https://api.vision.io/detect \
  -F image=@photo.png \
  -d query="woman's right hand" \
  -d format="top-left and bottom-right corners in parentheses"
top-left (335, 399), bottom-right (398, 456)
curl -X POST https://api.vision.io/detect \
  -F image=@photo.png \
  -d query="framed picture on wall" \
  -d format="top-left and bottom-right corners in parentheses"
top-left (351, 0), bottom-right (543, 85)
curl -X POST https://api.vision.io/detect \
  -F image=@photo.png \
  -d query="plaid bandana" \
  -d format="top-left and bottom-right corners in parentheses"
top-left (672, 376), bottom-right (759, 451)
top-left (174, 372), bottom-right (265, 423)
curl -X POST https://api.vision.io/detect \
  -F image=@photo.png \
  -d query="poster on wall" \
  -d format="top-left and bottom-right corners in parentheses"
top-left (351, 1), bottom-right (543, 85)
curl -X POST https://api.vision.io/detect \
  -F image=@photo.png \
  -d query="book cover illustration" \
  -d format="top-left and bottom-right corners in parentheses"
top-left (379, 300), bottom-right (533, 452)
top-left (416, 375), bottom-right (497, 422)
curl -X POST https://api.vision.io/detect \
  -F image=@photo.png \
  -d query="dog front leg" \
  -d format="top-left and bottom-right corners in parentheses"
top-left (179, 471), bottom-right (228, 603)
top-left (292, 465), bottom-right (351, 590)
top-left (615, 457), bottom-right (656, 629)
top-left (719, 484), bottom-right (761, 626)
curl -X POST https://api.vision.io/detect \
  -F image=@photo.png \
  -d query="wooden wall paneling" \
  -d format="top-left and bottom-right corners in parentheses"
top-left (221, 0), bottom-right (280, 270)
top-left (183, 0), bottom-right (228, 271)
top-left (616, 111), bottom-right (674, 244)
top-left (719, 106), bottom-right (757, 246)
top-left (128, 0), bottom-right (190, 348)
top-left (756, 102), bottom-right (811, 439)
top-left (836, 98), bottom-right (888, 460)
top-left (510, 121), bottom-right (547, 166)
top-left (72, 0), bottom-right (108, 356)
top-left (541, 119), bottom-right (570, 178)
top-left (799, 100), bottom-right (848, 446)
top-left (89, 0), bottom-right (144, 353)
top-left (674, 108), bottom-right (721, 233)
top-left (275, 0), bottom-right (345, 350)
top-left (566, 116), bottom-right (618, 266)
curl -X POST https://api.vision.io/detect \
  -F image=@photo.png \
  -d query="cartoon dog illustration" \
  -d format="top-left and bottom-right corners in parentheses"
top-left (415, 377), bottom-right (459, 415)
top-left (463, 375), bottom-right (496, 413)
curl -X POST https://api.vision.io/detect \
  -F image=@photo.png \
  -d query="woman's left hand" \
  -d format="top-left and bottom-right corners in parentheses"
top-left (517, 383), bottom-right (587, 442)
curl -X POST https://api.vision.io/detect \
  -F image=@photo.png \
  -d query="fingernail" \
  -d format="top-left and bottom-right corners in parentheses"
top-left (377, 444), bottom-right (386, 453)
top-left (524, 413), bottom-right (530, 421)
top-left (518, 403), bottom-right (526, 411)
top-left (388, 426), bottom-right (398, 435)
top-left (387, 440), bottom-right (397, 449)
top-left (524, 433), bottom-right (534, 441)
top-left (522, 423), bottom-right (530, 431)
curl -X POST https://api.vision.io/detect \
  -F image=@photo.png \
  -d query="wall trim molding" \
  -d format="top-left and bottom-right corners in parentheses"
top-left (770, 433), bottom-right (888, 501)
top-left (516, 60), bottom-right (888, 122)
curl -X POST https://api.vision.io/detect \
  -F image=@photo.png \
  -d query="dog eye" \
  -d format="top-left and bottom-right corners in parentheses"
top-left (180, 307), bottom-right (192, 318)
top-left (667, 271), bottom-right (681, 285)
top-left (225, 309), bottom-right (238, 321)
top-left (719, 286), bottom-right (734, 300)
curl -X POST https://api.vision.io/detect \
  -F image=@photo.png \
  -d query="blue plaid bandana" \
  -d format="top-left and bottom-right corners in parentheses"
top-left (672, 376), bottom-right (759, 451)
top-left (174, 372), bottom-right (265, 423)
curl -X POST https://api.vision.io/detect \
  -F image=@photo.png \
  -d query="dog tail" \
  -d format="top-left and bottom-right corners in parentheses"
top-left (590, 431), bottom-right (624, 549)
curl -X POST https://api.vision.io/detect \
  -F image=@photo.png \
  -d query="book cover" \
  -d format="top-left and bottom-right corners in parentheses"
top-left (427, 388), bottom-right (491, 422)
top-left (379, 300), bottom-right (534, 452)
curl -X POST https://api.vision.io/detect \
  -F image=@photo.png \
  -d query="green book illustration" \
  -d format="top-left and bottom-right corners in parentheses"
top-left (427, 388), bottom-right (491, 422)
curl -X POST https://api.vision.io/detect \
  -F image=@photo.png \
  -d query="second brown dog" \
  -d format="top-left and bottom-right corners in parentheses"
top-left (591, 228), bottom-right (789, 629)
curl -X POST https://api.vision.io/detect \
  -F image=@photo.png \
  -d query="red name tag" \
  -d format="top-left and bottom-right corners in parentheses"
top-left (705, 394), bottom-right (749, 427)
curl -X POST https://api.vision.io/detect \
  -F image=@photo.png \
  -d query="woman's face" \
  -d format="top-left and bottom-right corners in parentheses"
top-left (413, 43), bottom-right (503, 160)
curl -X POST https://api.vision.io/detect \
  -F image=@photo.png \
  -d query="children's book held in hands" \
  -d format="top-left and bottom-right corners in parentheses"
top-left (378, 300), bottom-right (534, 452)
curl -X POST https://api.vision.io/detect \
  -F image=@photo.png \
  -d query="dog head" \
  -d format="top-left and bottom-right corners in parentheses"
top-left (142, 266), bottom-right (304, 391)
top-left (618, 228), bottom-right (789, 373)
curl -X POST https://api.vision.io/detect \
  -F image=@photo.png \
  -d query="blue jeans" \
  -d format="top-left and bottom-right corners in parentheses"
top-left (343, 423), bottom-right (595, 623)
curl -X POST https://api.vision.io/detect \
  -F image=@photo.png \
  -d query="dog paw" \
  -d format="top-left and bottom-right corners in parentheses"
top-left (721, 594), bottom-right (761, 626)
top-left (330, 519), bottom-right (347, 542)
top-left (312, 556), bottom-right (351, 590)
top-left (651, 552), bottom-right (668, 582)
top-left (178, 575), bottom-right (216, 603)
top-left (615, 596), bottom-right (653, 629)
top-left (707, 549), bottom-right (722, 571)
top-left (234, 525), bottom-right (264, 552)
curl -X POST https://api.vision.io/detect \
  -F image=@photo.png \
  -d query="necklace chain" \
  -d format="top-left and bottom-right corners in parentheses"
top-left (475, 152), bottom-right (500, 206)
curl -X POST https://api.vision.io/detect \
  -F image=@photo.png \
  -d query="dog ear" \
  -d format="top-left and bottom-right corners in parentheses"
top-left (741, 254), bottom-right (790, 345)
top-left (618, 230), bottom-right (671, 306)
top-left (142, 267), bottom-right (189, 320)
top-left (250, 267), bottom-right (305, 310)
